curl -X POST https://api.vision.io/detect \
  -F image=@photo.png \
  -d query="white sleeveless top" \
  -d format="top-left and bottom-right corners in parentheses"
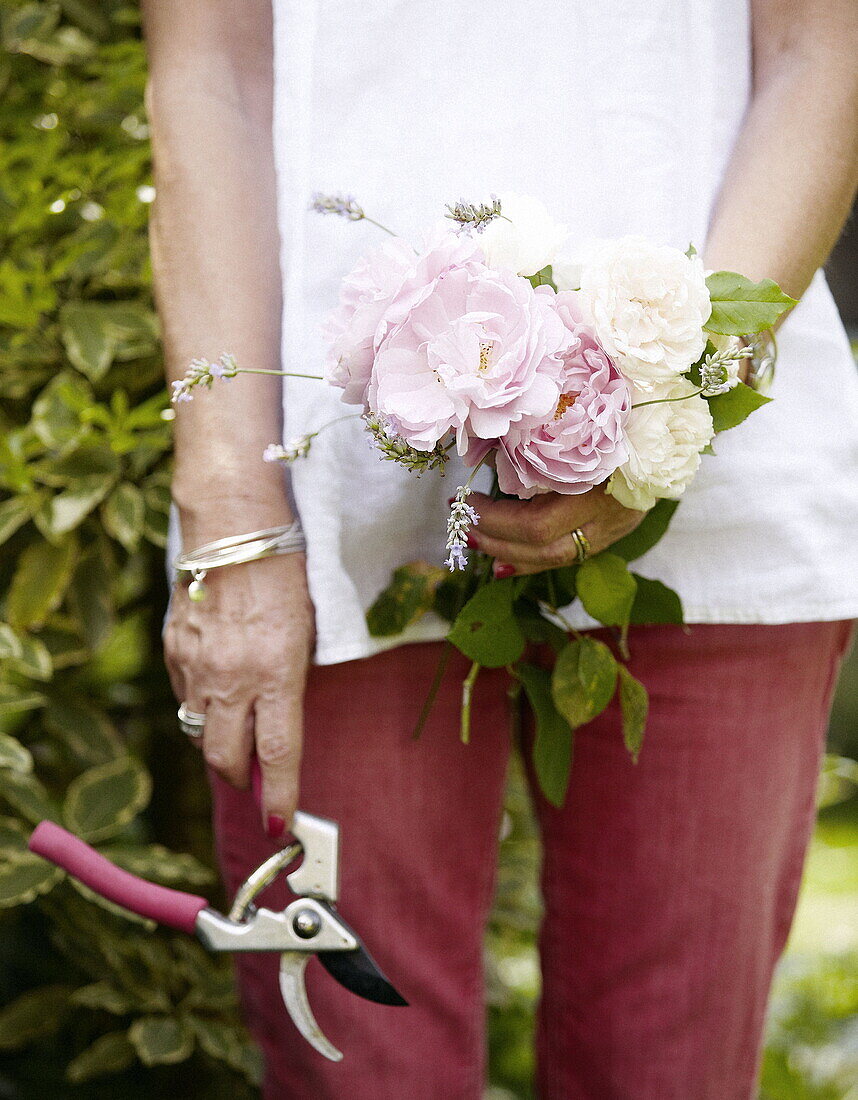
top-left (269, 0), bottom-right (858, 665)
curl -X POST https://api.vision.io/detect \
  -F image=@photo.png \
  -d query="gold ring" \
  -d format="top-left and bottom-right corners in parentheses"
top-left (571, 528), bottom-right (590, 564)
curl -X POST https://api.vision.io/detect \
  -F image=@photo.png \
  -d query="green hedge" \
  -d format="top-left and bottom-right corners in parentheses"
top-left (0, 4), bottom-right (261, 1094)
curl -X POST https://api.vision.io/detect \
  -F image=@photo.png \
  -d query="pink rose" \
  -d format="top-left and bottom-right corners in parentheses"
top-left (323, 225), bottom-right (482, 406)
top-left (494, 293), bottom-right (631, 497)
top-left (369, 261), bottom-right (572, 453)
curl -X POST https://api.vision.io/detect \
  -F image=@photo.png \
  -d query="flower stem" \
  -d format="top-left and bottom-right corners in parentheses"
top-left (361, 215), bottom-right (399, 238)
top-left (539, 599), bottom-right (584, 641)
top-left (235, 368), bottom-right (324, 380)
top-left (412, 641), bottom-right (452, 740)
top-left (632, 389), bottom-right (705, 409)
top-left (460, 660), bottom-right (482, 743)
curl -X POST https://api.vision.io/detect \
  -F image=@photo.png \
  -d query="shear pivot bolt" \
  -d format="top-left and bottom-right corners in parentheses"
top-left (293, 908), bottom-right (322, 939)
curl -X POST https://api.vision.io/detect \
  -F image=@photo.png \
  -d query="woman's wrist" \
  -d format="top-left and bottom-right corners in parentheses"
top-left (174, 482), bottom-right (296, 548)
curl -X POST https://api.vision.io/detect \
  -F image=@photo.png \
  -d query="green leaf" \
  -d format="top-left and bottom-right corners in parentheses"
top-left (0, 496), bottom-right (38, 546)
top-left (708, 381), bottom-right (772, 432)
top-left (187, 1016), bottom-right (263, 1084)
top-left (618, 665), bottom-right (649, 762)
top-left (58, 302), bottom-right (114, 380)
top-left (10, 634), bottom-right (53, 680)
top-left (366, 561), bottom-right (445, 637)
top-left (129, 1016), bottom-right (195, 1067)
top-left (44, 699), bottom-right (123, 765)
top-left (551, 637), bottom-right (618, 729)
top-left (63, 755), bottom-right (152, 842)
top-left (514, 606), bottom-right (568, 653)
top-left (529, 265), bottom-right (557, 290)
top-left (576, 552), bottom-right (638, 627)
top-left (43, 474), bottom-right (114, 536)
top-left (102, 843), bottom-right (215, 887)
top-left (0, 985), bottom-right (75, 1050)
top-left (69, 539), bottom-right (115, 650)
top-left (66, 1031), bottom-right (137, 1084)
top-left (0, 851), bottom-right (63, 907)
top-left (31, 373), bottom-right (93, 450)
top-left (101, 482), bottom-right (145, 550)
top-left (447, 579), bottom-right (525, 668)
top-left (59, 302), bottom-right (159, 381)
top-left (518, 663), bottom-right (574, 808)
top-left (704, 271), bottom-right (796, 335)
top-left (0, 733), bottom-right (33, 774)
top-left (431, 568), bottom-right (479, 623)
top-left (610, 499), bottom-right (679, 562)
top-left (0, 771), bottom-right (56, 823)
top-left (0, 815), bottom-right (30, 855)
top-left (0, 685), bottom-right (47, 717)
top-left (629, 575), bottom-right (684, 625)
top-left (6, 535), bottom-right (78, 629)
top-left (71, 980), bottom-right (144, 1015)
top-left (0, 623), bottom-right (22, 661)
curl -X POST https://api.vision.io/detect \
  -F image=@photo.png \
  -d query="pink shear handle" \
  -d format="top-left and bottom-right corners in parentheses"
top-left (29, 822), bottom-right (209, 936)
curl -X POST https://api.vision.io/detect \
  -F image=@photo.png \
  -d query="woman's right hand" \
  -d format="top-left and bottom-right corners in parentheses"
top-left (164, 545), bottom-right (315, 840)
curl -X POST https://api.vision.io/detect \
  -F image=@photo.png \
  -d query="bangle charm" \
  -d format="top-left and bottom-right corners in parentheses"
top-left (174, 522), bottom-right (306, 601)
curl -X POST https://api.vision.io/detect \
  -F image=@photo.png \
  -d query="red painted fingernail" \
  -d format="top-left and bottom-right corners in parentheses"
top-left (266, 814), bottom-right (286, 840)
top-left (466, 532), bottom-right (479, 548)
top-left (494, 563), bottom-right (516, 579)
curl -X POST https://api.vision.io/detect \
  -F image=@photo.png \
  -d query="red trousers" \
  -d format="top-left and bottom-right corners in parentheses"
top-left (211, 621), bottom-right (853, 1099)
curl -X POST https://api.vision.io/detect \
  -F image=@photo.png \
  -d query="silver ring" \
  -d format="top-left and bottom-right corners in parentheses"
top-left (178, 702), bottom-right (206, 739)
top-left (571, 528), bottom-right (590, 565)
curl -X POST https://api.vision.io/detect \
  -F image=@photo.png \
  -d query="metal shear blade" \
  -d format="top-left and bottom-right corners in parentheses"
top-left (225, 810), bottom-right (406, 1060)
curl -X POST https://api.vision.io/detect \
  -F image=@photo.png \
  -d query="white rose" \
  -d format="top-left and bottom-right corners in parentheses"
top-left (607, 378), bottom-right (714, 511)
top-left (569, 236), bottom-right (711, 392)
top-left (477, 193), bottom-right (568, 278)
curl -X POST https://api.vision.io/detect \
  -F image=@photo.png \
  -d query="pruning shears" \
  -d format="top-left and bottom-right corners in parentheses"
top-left (28, 762), bottom-right (406, 1061)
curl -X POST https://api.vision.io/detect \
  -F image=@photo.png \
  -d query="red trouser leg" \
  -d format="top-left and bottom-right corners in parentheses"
top-left (210, 621), bottom-right (852, 1099)
top-left (528, 621), bottom-right (853, 1100)
top-left (210, 645), bottom-right (513, 1099)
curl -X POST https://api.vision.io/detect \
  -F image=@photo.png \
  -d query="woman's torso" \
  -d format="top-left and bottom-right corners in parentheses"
top-left (268, 0), bottom-right (858, 664)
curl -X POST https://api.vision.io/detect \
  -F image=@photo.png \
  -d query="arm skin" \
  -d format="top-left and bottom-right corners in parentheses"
top-left (473, 0), bottom-right (858, 576)
top-left (142, 0), bottom-right (314, 836)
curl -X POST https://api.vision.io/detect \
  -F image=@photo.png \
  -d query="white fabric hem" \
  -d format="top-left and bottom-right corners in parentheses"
top-left (313, 599), bottom-right (858, 667)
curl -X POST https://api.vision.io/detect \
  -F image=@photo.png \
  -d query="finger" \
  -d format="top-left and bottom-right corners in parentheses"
top-left (254, 691), bottom-right (304, 840)
top-left (164, 653), bottom-right (186, 706)
top-left (470, 491), bottom-right (597, 546)
top-left (202, 701), bottom-right (255, 786)
top-left (476, 529), bottom-right (586, 573)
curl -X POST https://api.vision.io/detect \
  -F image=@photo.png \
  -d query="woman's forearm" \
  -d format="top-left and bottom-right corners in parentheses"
top-left (704, 0), bottom-right (858, 302)
top-left (143, 1), bottom-right (290, 543)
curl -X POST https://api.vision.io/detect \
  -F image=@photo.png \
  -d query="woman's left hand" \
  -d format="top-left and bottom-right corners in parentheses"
top-left (468, 485), bottom-right (647, 577)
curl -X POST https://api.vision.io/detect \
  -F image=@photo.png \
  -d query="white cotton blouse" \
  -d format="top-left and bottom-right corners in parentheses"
top-left (266, 0), bottom-right (858, 665)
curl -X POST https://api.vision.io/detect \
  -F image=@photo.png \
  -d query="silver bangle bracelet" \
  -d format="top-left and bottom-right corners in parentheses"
top-left (173, 521), bottom-right (305, 602)
top-left (742, 329), bottom-right (777, 395)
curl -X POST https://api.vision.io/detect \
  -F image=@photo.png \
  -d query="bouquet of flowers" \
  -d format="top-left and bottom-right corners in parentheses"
top-left (174, 193), bottom-right (795, 805)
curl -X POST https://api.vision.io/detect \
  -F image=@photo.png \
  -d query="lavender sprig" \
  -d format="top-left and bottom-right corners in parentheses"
top-left (263, 436), bottom-right (314, 464)
top-left (444, 195), bottom-right (505, 234)
top-left (262, 414), bottom-right (361, 465)
top-left (309, 191), bottom-right (365, 221)
top-left (364, 413), bottom-right (451, 474)
top-left (445, 486), bottom-right (480, 572)
top-left (309, 191), bottom-right (400, 239)
top-left (171, 353), bottom-right (238, 403)
top-left (699, 342), bottom-right (753, 396)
